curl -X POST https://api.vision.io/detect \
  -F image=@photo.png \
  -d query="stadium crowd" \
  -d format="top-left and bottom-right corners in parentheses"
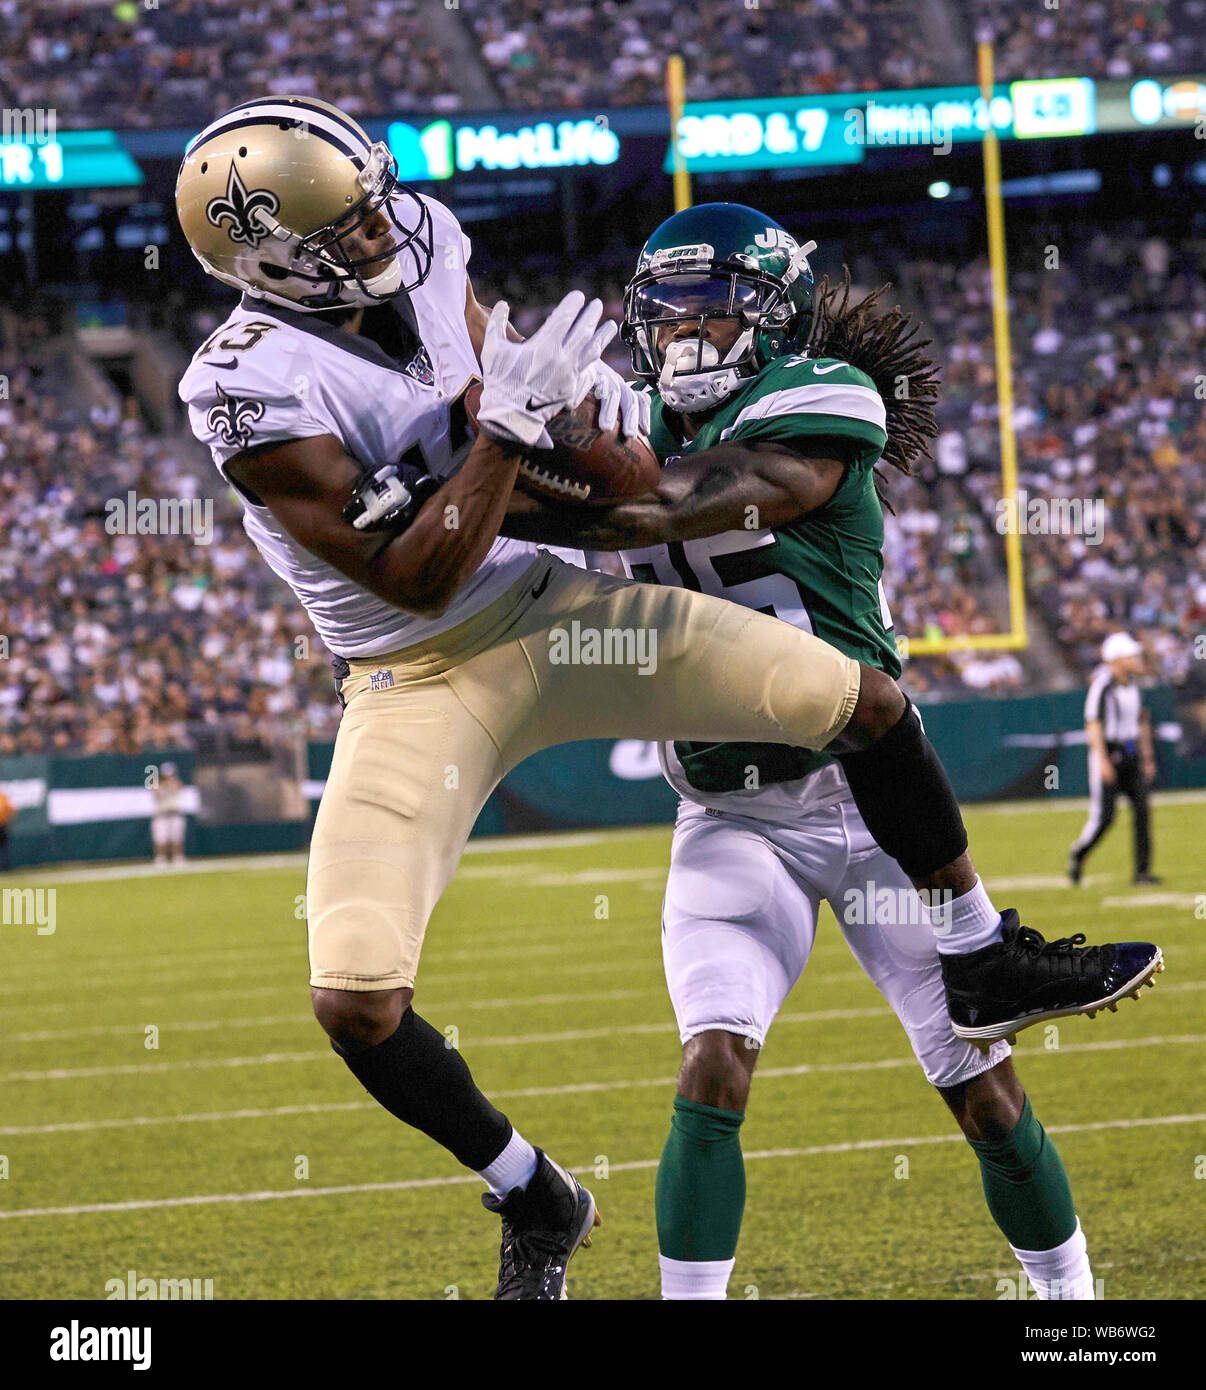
top-left (0, 0), bottom-right (462, 131)
top-left (976, 0), bottom-right (1205, 83)
top-left (897, 224), bottom-right (1206, 689)
top-left (470, 0), bottom-right (943, 111)
top-left (0, 308), bottom-right (342, 757)
top-left (6, 0), bottom-right (1201, 132)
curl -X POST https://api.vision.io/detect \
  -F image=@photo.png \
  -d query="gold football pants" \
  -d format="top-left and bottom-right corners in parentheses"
top-left (307, 554), bottom-right (860, 990)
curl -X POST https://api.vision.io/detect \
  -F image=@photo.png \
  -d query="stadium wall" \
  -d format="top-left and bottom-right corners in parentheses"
top-left (2, 688), bottom-right (1201, 869)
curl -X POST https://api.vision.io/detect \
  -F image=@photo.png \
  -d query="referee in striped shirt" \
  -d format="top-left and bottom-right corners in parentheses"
top-left (1068, 633), bottom-right (1159, 886)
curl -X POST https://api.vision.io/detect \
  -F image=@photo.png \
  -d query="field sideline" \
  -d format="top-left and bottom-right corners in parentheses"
top-left (1, 797), bottom-right (1203, 1300)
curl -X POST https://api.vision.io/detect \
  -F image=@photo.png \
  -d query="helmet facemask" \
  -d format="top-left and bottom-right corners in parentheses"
top-left (623, 245), bottom-right (814, 413)
top-left (293, 143), bottom-right (433, 310)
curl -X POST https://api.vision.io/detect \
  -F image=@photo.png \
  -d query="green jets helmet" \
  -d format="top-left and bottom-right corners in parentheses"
top-left (622, 202), bottom-right (816, 413)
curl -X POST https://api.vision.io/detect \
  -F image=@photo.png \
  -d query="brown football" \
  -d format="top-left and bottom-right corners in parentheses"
top-left (463, 382), bottom-right (659, 506)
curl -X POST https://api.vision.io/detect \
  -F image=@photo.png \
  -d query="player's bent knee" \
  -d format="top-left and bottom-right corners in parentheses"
top-left (679, 1029), bottom-right (758, 1110)
top-left (312, 985), bottom-right (411, 1050)
top-left (938, 1057), bottom-right (1025, 1142)
top-left (836, 665), bottom-right (907, 751)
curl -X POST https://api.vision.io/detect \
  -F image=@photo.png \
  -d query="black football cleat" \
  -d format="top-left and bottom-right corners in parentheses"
top-left (1067, 851), bottom-right (1083, 886)
top-left (481, 1149), bottom-right (600, 1300)
top-left (1133, 873), bottom-right (1162, 886)
top-left (941, 909), bottom-right (1164, 1047)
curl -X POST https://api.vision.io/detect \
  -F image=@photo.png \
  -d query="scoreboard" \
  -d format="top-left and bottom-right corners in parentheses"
top-left (663, 75), bottom-right (1202, 173)
top-left (0, 128), bottom-right (144, 190)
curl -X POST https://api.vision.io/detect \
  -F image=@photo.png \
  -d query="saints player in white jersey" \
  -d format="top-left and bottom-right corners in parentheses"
top-left (505, 203), bottom-right (1164, 1299)
top-left (176, 97), bottom-right (985, 1299)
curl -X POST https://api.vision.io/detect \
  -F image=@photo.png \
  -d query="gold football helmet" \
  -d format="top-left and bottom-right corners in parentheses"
top-left (176, 95), bottom-right (432, 312)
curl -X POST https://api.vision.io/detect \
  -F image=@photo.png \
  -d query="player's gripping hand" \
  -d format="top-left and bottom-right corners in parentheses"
top-left (477, 290), bottom-right (616, 449)
top-left (585, 360), bottom-right (651, 439)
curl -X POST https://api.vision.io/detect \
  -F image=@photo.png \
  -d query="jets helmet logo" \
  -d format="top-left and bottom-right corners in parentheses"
top-left (205, 164), bottom-right (280, 249)
top-left (206, 383), bottom-right (265, 448)
top-left (753, 227), bottom-right (797, 250)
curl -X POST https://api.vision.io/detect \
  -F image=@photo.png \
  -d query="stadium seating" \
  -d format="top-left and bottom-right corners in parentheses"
top-left (974, 0), bottom-right (1206, 82)
top-left (0, 307), bottom-right (342, 756)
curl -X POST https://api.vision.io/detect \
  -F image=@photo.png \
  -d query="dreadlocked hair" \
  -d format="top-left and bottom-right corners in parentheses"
top-left (804, 269), bottom-right (940, 508)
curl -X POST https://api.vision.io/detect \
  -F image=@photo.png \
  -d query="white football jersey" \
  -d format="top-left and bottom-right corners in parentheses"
top-left (180, 194), bottom-right (537, 658)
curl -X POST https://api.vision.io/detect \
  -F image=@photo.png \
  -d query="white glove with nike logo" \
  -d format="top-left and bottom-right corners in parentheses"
top-left (477, 290), bottom-right (617, 449)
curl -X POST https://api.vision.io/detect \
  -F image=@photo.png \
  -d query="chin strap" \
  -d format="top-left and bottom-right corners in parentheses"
top-left (657, 329), bottom-right (755, 414)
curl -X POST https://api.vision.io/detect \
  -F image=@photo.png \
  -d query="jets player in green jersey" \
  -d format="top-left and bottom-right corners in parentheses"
top-left (505, 202), bottom-right (1163, 1298)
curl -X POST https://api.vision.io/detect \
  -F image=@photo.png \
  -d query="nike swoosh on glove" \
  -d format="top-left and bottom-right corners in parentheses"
top-left (477, 290), bottom-right (617, 449)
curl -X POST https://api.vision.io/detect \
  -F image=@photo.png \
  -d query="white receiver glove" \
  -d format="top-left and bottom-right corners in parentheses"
top-left (477, 290), bottom-right (617, 449)
top-left (587, 359), bottom-right (652, 439)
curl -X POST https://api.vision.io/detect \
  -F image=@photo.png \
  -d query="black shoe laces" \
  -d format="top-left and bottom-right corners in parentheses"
top-left (496, 1226), bottom-right (567, 1297)
top-left (1013, 925), bottom-right (1111, 967)
top-left (1016, 925), bottom-right (1087, 953)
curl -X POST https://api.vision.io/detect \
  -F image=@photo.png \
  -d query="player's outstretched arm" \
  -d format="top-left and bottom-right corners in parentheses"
top-left (226, 430), bottom-right (523, 619)
top-left (502, 440), bottom-right (847, 550)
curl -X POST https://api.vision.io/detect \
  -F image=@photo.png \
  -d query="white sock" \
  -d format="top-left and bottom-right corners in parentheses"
top-left (929, 876), bottom-right (1004, 955)
top-left (1012, 1219), bottom-right (1096, 1300)
top-left (478, 1130), bottom-right (539, 1196)
top-left (659, 1255), bottom-right (735, 1300)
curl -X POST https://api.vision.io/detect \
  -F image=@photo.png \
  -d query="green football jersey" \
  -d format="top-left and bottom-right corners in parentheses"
top-left (619, 353), bottom-right (899, 795)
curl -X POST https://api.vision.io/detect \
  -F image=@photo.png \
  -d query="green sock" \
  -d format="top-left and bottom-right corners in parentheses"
top-left (655, 1095), bottom-right (746, 1262)
top-left (967, 1095), bottom-right (1078, 1251)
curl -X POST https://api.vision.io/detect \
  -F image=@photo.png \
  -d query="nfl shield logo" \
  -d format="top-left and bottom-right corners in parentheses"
top-left (404, 345), bottom-right (435, 385)
top-left (370, 668), bottom-right (394, 692)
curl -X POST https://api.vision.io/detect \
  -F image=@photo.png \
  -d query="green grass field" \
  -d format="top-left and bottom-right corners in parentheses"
top-left (2, 796), bottom-right (1203, 1301)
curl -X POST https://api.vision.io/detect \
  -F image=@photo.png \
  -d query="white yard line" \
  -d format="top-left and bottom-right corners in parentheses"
top-left (1102, 893), bottom-right (1203, 909)
top-left (9, 1019), bottom-right (1200, 1084)
top-left (977, 789), bottom-right (1206, 815)
top-left (983, 875), bottom-right (1110, 891)
top-left (13, 972), bottom-right (1200, 1042)
top-left (7, 987), bottom-right (665, 1043)
top-left (0, 952), bottom-right (653, 1005)
top-left (4, 1033), bottom-right (1202, 1133)
top-left (2, 1008), bottom-right (887, 1079)
top-left (2, 1110), bottom-right (1201, 1221)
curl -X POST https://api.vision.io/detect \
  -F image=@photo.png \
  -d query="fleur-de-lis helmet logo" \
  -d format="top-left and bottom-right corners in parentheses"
top-left (206, 383), bottom-right (265, 448)
top-left (205, 163), bottom-right (281, 249)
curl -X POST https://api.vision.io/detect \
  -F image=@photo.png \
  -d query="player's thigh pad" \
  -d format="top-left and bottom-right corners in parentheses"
top-left (501, 560), bottom-right (861, 765)
top-left (662, 805), bottom-right (821, 1047)
top-left (831, 803), bottom-right (1010, 1086)
top-left (307, 672), bottom-right (503, 992)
